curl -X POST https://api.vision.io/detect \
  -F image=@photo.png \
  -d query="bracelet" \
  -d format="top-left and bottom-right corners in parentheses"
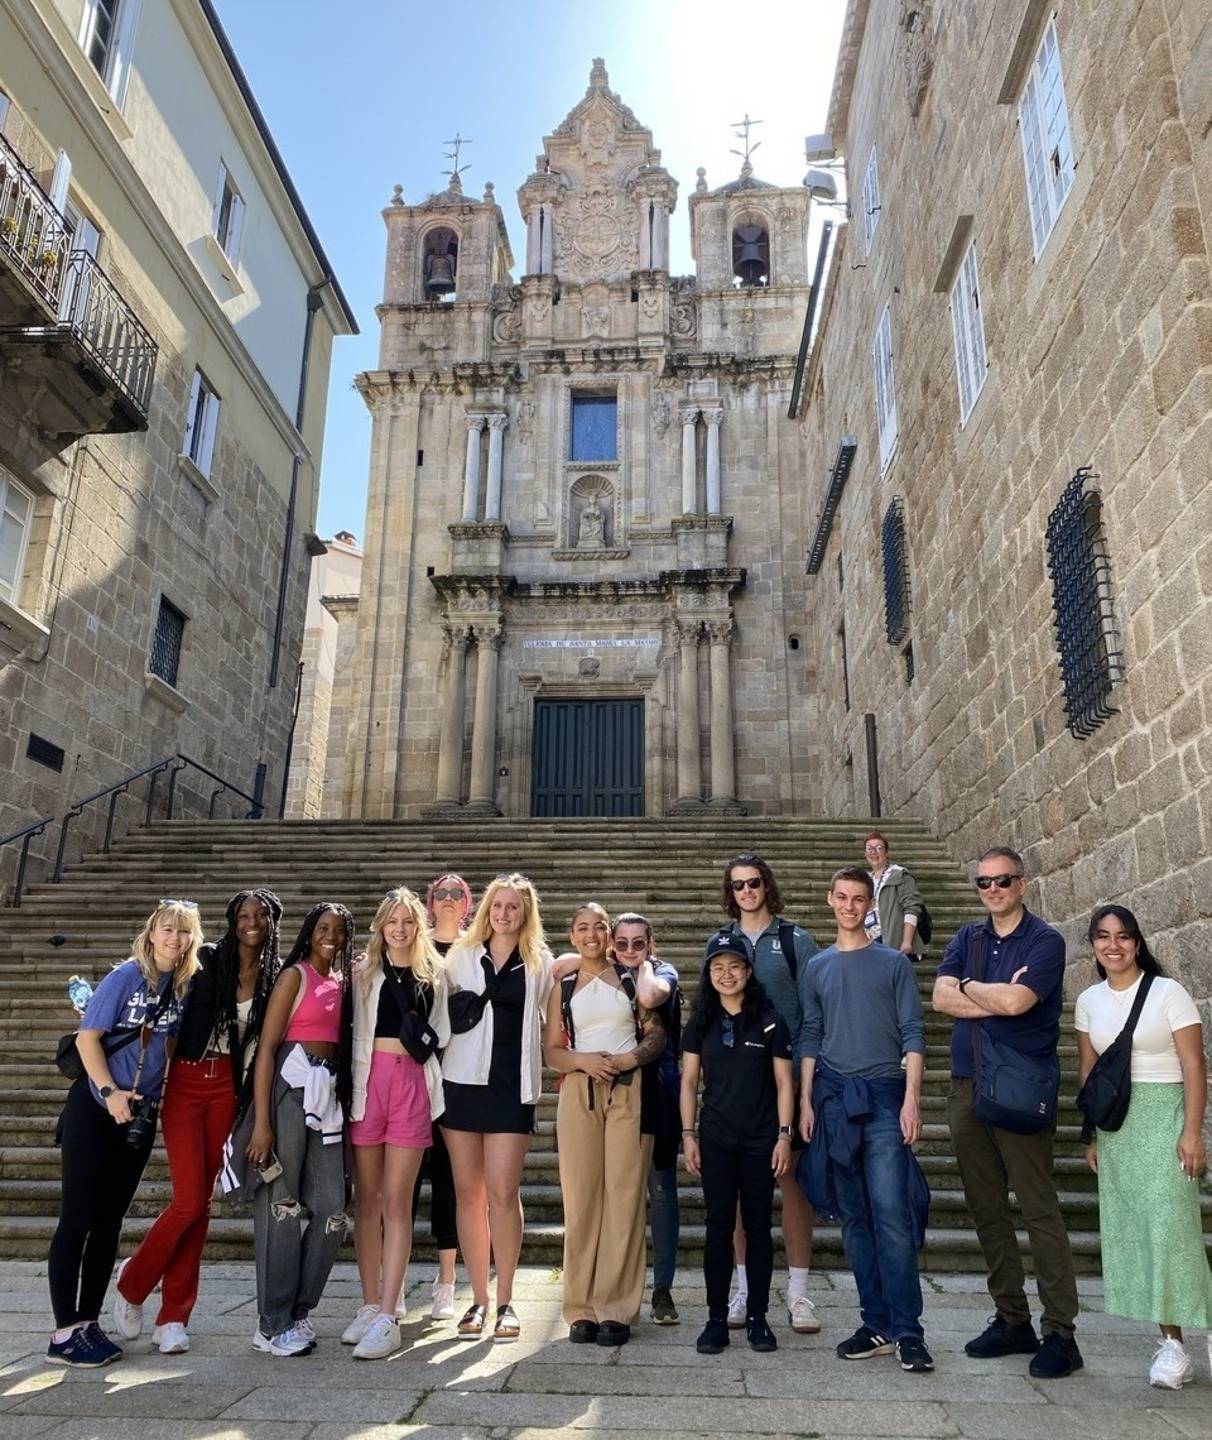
top-left (681, 1128), bottom-right (696, 1137)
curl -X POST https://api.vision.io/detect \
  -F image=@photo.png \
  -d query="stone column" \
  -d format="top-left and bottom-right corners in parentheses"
top-left (704, 407), bottom-right (724, 515)
top-left (707, 617), bottom-right (738, 807)
top-left (433, 624), bottom-right (471, 806)
top-left (674, 619), bottom-right (702, 805)
top-left (461, 414), bottom-right (485, 523)
top-left (467, 622), bottom-right (503, 813)
top-left (524, 207), bottom-right (542, 274)
top-left (680, 407), bottom-right (699, 515)
top-left (484, 414), bottom-right (507, 521)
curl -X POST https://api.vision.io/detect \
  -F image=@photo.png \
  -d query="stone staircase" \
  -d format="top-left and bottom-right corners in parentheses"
top-left (0, 815), bottom-right (1205, 1273)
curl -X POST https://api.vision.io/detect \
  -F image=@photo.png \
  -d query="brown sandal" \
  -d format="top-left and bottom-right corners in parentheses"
top-left (457, 1303), bottom-right (487, 1337)
top-left (493, 1303), bottom-right (520, 1343)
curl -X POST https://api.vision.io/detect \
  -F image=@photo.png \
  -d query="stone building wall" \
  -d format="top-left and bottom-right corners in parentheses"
top-left (801, 0), bottom-right (1212, 1022)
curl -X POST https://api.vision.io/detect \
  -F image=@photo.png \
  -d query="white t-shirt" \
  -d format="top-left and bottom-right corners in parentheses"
top-left (1074, 975), bottom-right (1201, 1082)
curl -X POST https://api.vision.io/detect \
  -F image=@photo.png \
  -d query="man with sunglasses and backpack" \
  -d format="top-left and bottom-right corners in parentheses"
top-left (933, 846), bottom-right (1081, 1380)
top-left (704, 853), bottom-right (819, 1334)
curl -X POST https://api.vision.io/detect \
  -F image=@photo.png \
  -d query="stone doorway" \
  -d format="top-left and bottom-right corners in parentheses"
top-left (531, 698), bottom-right (644, 817)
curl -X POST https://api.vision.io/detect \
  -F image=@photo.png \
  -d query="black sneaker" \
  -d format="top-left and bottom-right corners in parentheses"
top-left (569, 1320), bottom-right (598, 1344)
top-left (897, 1336), bottom-right (935, 1372)
top-left (650, 1287), bottom-right (679, 1325)
top-left (836, 1326), bottom-right (894, 1359)
top-left (747, 1316), bottom-right (777, 1352)
top-left (964, 1316), bottom-right (1041, 1358)
top-left (596, 1321), bottom-right (630, 1347)
top-left (696, 1318), bottom-right (731, 1354)
top-left (47, 1323), bottom-right (122, 1367)
top-left (1028, 1332), bottom-right (1083, 1379)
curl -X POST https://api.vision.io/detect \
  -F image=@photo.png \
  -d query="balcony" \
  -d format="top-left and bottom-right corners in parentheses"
top-left (0, 132), bottom-right (69, 326)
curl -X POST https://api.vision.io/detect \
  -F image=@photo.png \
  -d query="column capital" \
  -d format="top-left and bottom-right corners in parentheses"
top-left (474, 621), bottom-right (504, 650)
top-left (442, 622), bottom-right (474, 653)
top-left (705, 616), bottom-right (734, 646)
top-left (674, 618), bottom-right (703, 646)
top-left (702, 406), bottom-right (724, 427)
top-left (485, 412), bottom-right (509, 432)
top-left (465, 411), bottom-right (487, 430)
top-left (680, 405), bottom-right (701, 425)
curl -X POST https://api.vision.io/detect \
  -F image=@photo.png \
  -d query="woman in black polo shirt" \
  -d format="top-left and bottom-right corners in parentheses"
top-left (681, 934), bottom-right (794, 1355)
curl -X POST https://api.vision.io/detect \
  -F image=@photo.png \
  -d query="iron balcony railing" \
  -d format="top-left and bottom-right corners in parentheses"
top-left (58, 250), bottom-right (157, 419)
top-left (0, 131), bottom-right (69, 311)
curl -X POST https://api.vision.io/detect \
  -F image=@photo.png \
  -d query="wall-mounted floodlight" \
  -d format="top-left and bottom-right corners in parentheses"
top-left (804, 168), bottom-right (840, 202)
top-left (804, 132), bottom-right (836, 163)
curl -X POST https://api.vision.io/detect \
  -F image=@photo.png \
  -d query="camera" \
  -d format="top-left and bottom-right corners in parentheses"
top-left (124, 1097), bottom-right (160, 1149)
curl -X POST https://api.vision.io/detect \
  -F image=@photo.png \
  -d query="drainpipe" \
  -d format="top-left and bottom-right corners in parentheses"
top-left (278, 660), bottom-right (305, 819)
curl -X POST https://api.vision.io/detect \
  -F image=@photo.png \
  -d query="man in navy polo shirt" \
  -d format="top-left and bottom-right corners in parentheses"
top-left (933, 846), bottom-right (1081, 1380)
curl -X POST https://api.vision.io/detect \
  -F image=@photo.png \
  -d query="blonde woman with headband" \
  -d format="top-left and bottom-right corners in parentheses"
top-left (343, 888), bottom-right (448, 1360)
top-left (47, 900), bottom-right (201, 1367)
top-left (435, 873), bottom-right (553, 1342)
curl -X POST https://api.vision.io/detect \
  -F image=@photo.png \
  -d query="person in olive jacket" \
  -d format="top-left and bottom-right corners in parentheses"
top-left (863, 833), bottom-right (925, 960)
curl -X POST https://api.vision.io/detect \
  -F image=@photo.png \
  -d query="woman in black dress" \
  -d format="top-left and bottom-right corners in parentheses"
top-left (436, 874), bottom-right (553, 1342)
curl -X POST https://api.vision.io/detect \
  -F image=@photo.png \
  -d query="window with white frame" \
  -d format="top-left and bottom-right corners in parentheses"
top-left (182, 370), bottom-right (220, 478)
top-left (0, 91), bottom-right (10, 134)
top-left (950, 243), bottom-right (988, 424)
top-left (862, 147), bottom-right (881, 251)
top-left (873, 303), bottom-right (898, 473)
top-left (211, 163), bottom-right (245, 265)
top-left (1018, 18), bottom-right (1075, 257)
top-left (0, 470), bottom-right (34, 608)
top-left (78, 0), bottom-right (141, 106)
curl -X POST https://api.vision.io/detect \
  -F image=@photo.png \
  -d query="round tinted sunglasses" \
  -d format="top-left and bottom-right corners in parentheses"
top-left (432, 887), bottom-right (467, 902)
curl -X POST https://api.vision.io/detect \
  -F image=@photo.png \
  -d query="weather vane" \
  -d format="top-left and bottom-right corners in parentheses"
top-left (730, 114), bottom-right (763, 168)
top-left (443, 132), bottom-right (473, 184)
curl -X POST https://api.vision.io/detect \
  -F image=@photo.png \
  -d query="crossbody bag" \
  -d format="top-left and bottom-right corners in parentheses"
top-left (1074, 972), bottom-right (1154, 1142)
top-left (970, 928), bottom-right (1060, 1135)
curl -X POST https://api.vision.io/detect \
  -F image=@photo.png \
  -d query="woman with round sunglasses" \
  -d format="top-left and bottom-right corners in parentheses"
top-left (681, 934), bottom-right (794, 1356)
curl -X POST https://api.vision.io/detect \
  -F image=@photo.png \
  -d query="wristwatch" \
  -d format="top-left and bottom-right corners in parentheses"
top-left (99, 1085), bottom-right (115, 1099)
top-left (778, 1124), bottom-right (794, 1137)
top-left (958, 976), bottom-right (971, 994)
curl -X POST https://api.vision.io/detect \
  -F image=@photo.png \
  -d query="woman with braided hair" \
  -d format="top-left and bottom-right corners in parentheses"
top-left (112, 890), bottom-right (282, 1355)
top-left (247, 902), bottom-right (356, 1357)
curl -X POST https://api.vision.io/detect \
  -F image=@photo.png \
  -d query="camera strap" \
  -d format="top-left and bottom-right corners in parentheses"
top-left (128, 980), bottom-right (176, 1095)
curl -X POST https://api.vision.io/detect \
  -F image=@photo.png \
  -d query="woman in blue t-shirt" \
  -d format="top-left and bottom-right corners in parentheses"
top-left (46, 900), bottom-right (202, 1367)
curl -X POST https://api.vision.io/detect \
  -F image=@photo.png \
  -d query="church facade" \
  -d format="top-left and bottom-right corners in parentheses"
top-left (337, 61), bottom-right (818, 820)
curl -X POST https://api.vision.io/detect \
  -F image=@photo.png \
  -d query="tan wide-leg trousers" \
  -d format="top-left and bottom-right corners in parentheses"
top-left (556, 1072), bottom-right (647, 1325)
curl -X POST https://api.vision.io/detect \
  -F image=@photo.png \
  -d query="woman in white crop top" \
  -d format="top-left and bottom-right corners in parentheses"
top-left (1074, 904), bottom-right (1211, 1390)
top-left (544, 904), bottom-right (664, 1346)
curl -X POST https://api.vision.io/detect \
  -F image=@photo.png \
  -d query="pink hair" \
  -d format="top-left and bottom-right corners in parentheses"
top-left (425, 872), bottom-right (474, 926)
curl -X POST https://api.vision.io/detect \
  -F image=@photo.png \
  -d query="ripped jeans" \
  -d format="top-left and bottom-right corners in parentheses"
top-left (252, 1081), bottom-right (347, 1337)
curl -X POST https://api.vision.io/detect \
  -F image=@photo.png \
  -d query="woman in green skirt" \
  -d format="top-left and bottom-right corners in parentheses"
top-left (1075, 903), bottom-right (1210, 1390)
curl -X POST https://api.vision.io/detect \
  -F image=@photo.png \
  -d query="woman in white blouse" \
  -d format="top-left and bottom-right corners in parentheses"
top-left (1075, 904), bottom-right (1211, 1390)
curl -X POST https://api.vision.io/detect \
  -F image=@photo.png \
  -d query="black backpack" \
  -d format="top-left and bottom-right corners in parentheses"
top-left (916, 902), bottom-right (934, 945)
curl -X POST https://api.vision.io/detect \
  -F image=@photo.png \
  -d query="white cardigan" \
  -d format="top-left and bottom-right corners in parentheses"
top-left (434, 941), bottom-right (554, 1105)
top-left (351, 961), bottom-right (450, 1123)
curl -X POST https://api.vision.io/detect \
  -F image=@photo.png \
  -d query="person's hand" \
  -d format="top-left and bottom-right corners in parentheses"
top-left (772, 1135), bottom-right (791, 1178)
top-left (246, 1120), bottom-right (275, 1167)
top-left (578, 1051), bottom-right (618, 1082)
top-left (1178, 1128), bottom-right (1207, 1180)
top-left (682, 1134), bottom-right (701, 1177)
top-left (799, 1098), bottom-right (815, 1143)
top-left (104, 1089), bottom-right (139, 1125)
top-left (608, 1051), bottom-right (636, 1074)
top-left (1084, 1140), bottom-right (1098, 1175)
top-left (900, 1093), bottom-right (921, 1146)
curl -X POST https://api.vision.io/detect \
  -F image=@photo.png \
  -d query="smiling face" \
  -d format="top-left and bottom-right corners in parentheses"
top-left (708, 951), bottom-right (750, 998)
top-left (235, 898), bottom-right (271, 953)
top-left (383, 903), bottom-right (418, 955)
top-left (828, 877), bottom-right (872, 935)
top-left (308, 909), bottom-right (347, 968)
top-left (1091, 914), bottom-right (1140, 981)
top-left (612, 920), bottom-right (651, 971)
top-left (975, 856), bottom-right (1028, 919)
top-left (570, 907), bottom-right (610, 963)
top-left (149, 914), bottom-right (195, 969)
top-left (489, 886), bottom-right (524, 939)
top-left (728, 864), bottom-right (767, 917)
top-left (863, 837), bottom-right (889, 871)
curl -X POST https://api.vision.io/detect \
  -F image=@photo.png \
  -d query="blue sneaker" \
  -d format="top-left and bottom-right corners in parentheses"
top-left (47, 1323), bottom-right (122, 1367)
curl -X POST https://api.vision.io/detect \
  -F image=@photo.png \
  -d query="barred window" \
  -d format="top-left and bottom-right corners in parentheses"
top-left (149, 597), bottom-right (186, 688)
top-left (1045, 468), bottom-right (1122, 738)
top-left (881, 498), bottom-right (911, 646)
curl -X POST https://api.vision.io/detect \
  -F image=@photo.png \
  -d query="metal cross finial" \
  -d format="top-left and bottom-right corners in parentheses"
top-left (730, 113), bottom-right (764, 168)
top-left (443, 132), bottom-right (473, 183)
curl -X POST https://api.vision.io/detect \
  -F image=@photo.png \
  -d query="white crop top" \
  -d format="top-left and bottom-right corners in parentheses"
top-left (212, 997), bottom-right (255, 1055)
top-left (1074, 975), bottom-right (1201, 1083)
top-left (569, 975), bottom-right (637, 1054)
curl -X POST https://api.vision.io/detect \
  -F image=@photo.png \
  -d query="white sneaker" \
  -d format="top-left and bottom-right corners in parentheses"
top-left (1150, 1337), bottom-right (1194, 1389)
top-left (153, 1322), bottom-right (189, 1354)
top-left (295, 1317), bottom-right (317, 1347)
top-left (726, 1290), bottom-right (748, 1329)
top-left (788, 1295), bottom-right (822, 1334)
top-left (395, 1297), bottom-right (408, 1322)
top-left (341, 1304), bottom-right (379, 1346)
top-left (111, 1258), bottom-right (143, 1341)
top-left (251, 1324), bottom-right (312, 1357)
top-left (352, 1312), bottom-right (402, 1360)
top-left (431, 1280), bottom-right (456, 1320)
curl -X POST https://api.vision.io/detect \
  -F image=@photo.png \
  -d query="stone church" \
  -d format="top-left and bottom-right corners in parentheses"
top-left (337, 60), bottom-right (817, 820)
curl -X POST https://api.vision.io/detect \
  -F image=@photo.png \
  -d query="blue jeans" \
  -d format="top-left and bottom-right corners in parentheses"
top-left (648, 1162), bottom-right (679, 1289)
top-left (830, 1097), bottom-right (923, 1341)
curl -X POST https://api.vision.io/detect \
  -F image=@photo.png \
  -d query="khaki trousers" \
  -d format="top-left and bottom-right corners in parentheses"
top-left (557, 1072), bottom-right (647, 1325)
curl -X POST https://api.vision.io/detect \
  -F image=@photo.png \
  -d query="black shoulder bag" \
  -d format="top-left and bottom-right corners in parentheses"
top-left (381, 962), bottom-right (442, 1063)
top-left (1075, 973), bottom-right (1155, 1142)
top-left (970, 928), bottom-right (1061, 1135)
top-left (55, 980), bottom-right (175, 1082)
top-left (447, 954), bottom-right (517, 1034)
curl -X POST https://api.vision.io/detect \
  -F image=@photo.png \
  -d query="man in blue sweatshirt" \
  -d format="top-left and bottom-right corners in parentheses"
top-left (798, 866), bottom-right (932, 1373)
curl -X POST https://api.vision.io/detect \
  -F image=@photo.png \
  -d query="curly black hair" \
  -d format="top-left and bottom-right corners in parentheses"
top-left (282, 902), bottom-right (357, 1117)
top-left (206, 888), bottom-right (283, 1093)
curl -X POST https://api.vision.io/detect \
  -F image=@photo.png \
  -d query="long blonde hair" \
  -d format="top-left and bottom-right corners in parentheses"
top-left (131, 901), bottom-right (204, 999)
top-left (465, 873), bottom-right (548, 972)
top-left (365, 887), bottom-right (443, 991)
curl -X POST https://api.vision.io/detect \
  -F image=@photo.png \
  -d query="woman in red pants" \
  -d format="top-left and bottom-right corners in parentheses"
top-left (112, 889), bottom-right (283, 1352)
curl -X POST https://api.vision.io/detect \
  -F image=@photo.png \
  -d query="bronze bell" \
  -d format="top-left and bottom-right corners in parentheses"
top-left (425, 252), bottom-right (456, 296)
top-left (733, 226), bottom-right (768, 287)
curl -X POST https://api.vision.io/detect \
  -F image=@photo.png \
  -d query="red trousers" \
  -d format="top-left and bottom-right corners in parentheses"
top-left (118, 1057), bottom-right (237, 1324)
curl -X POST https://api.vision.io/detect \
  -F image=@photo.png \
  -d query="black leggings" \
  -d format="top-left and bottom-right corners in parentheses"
top-left (411, 1121), bottom-right (458, 1252)
top-left (701, 1131), bottom-right (775, 1322)
top-left (48, 1079), bottom-right (156, 1328)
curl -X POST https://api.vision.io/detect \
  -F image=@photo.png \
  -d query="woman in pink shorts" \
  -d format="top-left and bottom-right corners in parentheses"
top-left (345, 888), bottom-right (449, 1360)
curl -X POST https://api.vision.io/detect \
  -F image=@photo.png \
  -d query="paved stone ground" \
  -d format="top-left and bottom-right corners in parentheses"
top-left (0, 1262), bottom-right (1209, 1439)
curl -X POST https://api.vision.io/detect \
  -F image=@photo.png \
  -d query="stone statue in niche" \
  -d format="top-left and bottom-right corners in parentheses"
top-left (578, 497), bottom-right (607, 548)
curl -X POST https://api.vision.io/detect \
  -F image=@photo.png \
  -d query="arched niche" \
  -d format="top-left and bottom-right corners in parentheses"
top-left (732, 210), bottom-right (771, 288)
top-left (421, 224), bottom-right (459, 301)
top-left (569, 473), bottom-right (615, 550)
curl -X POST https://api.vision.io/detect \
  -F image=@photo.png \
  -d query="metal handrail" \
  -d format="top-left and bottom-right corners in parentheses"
top-left (1, 752), bottom-right (262, 907)
top-left (57, 251), bottom-right (158, 418)
top-left (0, 131), bottom-right (69, 311)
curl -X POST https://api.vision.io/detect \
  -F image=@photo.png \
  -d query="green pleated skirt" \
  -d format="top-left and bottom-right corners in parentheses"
top-left (1096, 1080), bottom-right (1212, 1327)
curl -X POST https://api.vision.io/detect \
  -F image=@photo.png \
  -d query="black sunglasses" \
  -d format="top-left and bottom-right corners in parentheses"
top-left (975, 874), bottom-right (1021, 890)
top-left (730, 877), bottom-right (764, 893)
top-left (431, 887), bottom-right (467, 903)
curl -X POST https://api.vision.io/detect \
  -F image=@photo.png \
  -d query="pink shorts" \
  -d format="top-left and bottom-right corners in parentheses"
top-left (351, 1050), bottom-right (434, 1149)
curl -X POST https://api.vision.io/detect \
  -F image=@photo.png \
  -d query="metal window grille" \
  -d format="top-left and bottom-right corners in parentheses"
top-left (149, 597), bottom-right (185, 687)
top-left (1045, 468), bottom-right (1122, 738)
top-left (903, 642), bottom-right (915, 685)
top-left (881, 498), bottom-right (911, 645)
top-left (26, 733), bottom-right (65, 772)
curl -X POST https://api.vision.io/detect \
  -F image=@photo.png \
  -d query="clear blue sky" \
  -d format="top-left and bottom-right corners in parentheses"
top-left (212, 0), bottom-right (847, 541)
